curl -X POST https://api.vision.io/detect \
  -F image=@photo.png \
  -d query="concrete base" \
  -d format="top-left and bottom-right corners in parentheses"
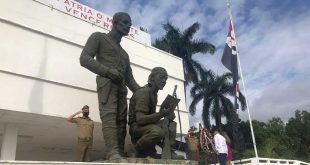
top-left (0, 158), bottom-right (198, 165)
top-left (98, 158), bottom-right (198, 164)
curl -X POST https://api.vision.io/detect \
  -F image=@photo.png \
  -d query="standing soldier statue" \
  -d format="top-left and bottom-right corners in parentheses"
top-left (80, 12), bottom-right (140, 160)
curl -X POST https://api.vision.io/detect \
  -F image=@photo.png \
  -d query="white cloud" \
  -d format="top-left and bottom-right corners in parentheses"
top-left (232, 4), bottom-right (310, 122)
top-left (239, 79), bottom-right (310, 122)
top-left (77, 0), bottom-right (310, 126)
top-left (190, 1), bottom-right (310, 125)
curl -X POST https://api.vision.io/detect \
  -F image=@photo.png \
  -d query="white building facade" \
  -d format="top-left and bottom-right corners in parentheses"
top-left (0, 0), bottom-right (189, 161)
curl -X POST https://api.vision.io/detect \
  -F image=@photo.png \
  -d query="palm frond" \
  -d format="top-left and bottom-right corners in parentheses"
top-left (212, 97), bottom-right (222, 127)
top-left (183, 22), bottom-right (200, 41)
top-left (190, 39), bottom-right (216, 55)
top-left (190, 85), bottom-right (202, 98)
top-left (184, 58), bottom-right (203, 84)
top-left (163, 22), bottom-right (180, 34)
top-left (201, 69), bottom-right (216, 83)
top-left (202, 98), bottom-right (212, 129)
top-left (220, 96), bottom-right (234, 120)
top-left (189, 93), bottom-right (204, 115)
top-left (152, 21), bottom-right (216, 85)
top-left (239, 92), bottom-right (247, 111)
top-left (153, 38), bottom-right (170, 52)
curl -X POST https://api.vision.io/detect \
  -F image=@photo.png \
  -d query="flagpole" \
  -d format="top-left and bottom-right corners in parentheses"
top-left (226, 0), bottom-right (259, 162)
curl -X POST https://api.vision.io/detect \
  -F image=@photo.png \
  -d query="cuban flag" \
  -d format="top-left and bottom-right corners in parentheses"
top-left (221, 19), bottom-right (240, 110)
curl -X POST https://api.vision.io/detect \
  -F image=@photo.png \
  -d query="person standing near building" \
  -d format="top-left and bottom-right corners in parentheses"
top-left (80, 12), bottom-right (140, 160)
top-left (67, 105), bottom-right (94, 162)
top-left (213, 129), bottom-right (228, 165)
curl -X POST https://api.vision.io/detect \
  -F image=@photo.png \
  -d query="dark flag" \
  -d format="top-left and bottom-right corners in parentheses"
top-left (223, 2), bottom-right (259, 158)
top-left (221, 18), bottom-right (243, 155)
top-left (221, 19), bottom-right (240, 110)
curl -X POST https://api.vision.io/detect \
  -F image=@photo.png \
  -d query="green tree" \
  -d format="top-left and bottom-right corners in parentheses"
top-left (267, 117), bottom-right (285, 136)
top-left (261, 118), bottom-right (292, 158)
top-left (238, 121), bottom-right (252, 148)
top-left (251, 120), bottom-right (268, 147)
top-left (234, 113), bottom-right (310, 161)
top-left (286, 110), bottom-right (310, 162)
top-left (237, 121), bottom-right (255, 158)
top-left (241, 119), bottom-right (293, 159)
top-left (238, 120), bottom-right (266, 158)
top-left (189, 70), bottom-right (246, 129)
top-left (153, 22), bottom-right (216, 85)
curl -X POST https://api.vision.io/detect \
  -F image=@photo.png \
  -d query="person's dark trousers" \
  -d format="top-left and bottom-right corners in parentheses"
top-left (218, 153), bottom-right (227, 165)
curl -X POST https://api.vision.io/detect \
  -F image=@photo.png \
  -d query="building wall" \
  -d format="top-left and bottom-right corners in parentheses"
top-left (0, 0), bottom-right (189, 161)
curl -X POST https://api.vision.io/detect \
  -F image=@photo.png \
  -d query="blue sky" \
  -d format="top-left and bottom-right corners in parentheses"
top-left (76, 0), bottom-right (310, 125)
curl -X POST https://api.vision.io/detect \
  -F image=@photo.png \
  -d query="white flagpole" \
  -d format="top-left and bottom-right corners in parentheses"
top-left (226, 0), bottom-right (259, 163)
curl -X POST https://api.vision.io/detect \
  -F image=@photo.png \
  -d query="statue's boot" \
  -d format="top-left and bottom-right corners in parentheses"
top-left (108, 152), bottom-right (122, 160)
top-left (171, 150), bottom-right (185, 160)
top-left (148, 147), bottom-right (161, 159)
top-left (134, 142), bottom-right (146, 158)
top-left (103, 127), bottom-right (122, 160)
top-left (135, 144), bottom-right (159, 159)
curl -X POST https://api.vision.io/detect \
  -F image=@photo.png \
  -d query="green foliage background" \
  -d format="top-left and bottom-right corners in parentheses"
top-left (228, 110), bottom-right (310, 162)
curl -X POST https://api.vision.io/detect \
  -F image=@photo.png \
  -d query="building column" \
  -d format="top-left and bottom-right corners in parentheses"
top-left (0, 123), bottom-right (18, 160)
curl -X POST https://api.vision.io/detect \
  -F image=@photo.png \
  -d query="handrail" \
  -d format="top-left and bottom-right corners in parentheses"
top-left (231, 157), bottom-right (310, 165)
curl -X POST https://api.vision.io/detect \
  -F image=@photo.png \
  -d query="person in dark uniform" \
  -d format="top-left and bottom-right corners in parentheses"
top-left (80, 12), bottom-right (140, 160)
top-left (67, 105), bottom-right (94, 162)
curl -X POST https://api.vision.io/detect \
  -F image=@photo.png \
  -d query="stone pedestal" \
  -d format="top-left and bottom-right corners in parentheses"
top-left (98, 158), bottom-right (198, 164)
top-left (0, 158), bottom-right (198, 165)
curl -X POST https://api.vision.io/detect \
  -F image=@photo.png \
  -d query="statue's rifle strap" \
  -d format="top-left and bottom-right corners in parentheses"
top-left (172, 85), bottom-right (183, 150)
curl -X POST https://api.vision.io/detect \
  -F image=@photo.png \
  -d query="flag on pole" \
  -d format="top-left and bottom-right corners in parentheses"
top-left (221, 19), bottom-right (240, 110)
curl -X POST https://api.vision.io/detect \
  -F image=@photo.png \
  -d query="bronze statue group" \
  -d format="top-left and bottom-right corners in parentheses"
top-left (68, 12), bottom-right (232, 164)
top-left (68, 12), bottom-right (183, 162)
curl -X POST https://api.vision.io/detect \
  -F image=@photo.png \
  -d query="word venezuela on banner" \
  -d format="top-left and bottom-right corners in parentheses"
top-left (34, 0), bottom-right (151, 46)
top-left (221, 19), bottom-right (240, 110)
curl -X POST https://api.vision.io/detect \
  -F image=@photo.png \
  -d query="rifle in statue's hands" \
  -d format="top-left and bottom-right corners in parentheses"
top-left (161, 117), bottom-right (171, 159)
top-left (161, 95), bottom-right (180, 159)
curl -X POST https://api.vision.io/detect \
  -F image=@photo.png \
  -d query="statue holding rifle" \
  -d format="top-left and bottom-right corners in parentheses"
top-left (128, 67), bottom-right (184, 159)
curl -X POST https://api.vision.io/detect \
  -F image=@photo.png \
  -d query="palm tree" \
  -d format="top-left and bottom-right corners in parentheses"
top-left (153, 22), bottom-right (216, 85)
top-left (189, 69), bottom-right (246, 129)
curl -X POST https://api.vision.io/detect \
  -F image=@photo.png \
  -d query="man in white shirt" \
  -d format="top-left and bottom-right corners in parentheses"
top-left (213, 129), bottom-right (228, 165)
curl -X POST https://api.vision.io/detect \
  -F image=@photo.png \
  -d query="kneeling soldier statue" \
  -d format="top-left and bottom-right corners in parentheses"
top-left (128, 67), bottom-right (184, 159)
